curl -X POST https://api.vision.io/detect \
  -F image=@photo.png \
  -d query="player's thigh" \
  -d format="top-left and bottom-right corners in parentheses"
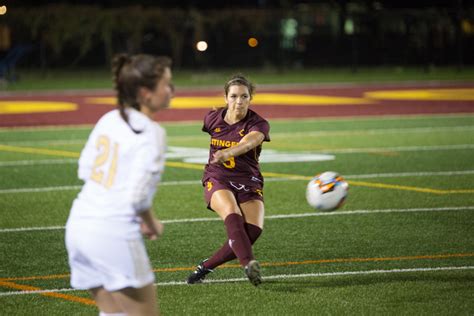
top-left (210, 189), bottom-right (242, 220)
top-left (110, 283), bottom-right (158, 316)
top-left (240, 199), bottom-right (265, 228)
top-left (90, 287), bottom-right (123, 314)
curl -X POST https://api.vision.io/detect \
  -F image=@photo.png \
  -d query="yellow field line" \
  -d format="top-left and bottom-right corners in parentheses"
top-left (165, 161), bottom-right (204, 170)
top-left (348, 180), bottom-right (474, 194)
top-left (0, 144), bottom-right (79, 158)
top-left (0, 280), bottom-right (95, 306)
top-left (2, 252), bottom-right (473, 282)
top-left (263, 171), bottom-right (474, 194)
top-left (262, 171), bottom-right (311, 180)
top-left (0, 144), bottom-right (472, 194)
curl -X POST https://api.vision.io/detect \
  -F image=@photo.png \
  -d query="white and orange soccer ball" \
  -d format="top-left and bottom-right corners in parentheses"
top-left (306, 171), bottom-right (348, 211)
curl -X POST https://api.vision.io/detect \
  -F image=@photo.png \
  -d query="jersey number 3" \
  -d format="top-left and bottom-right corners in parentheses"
top-left (223, 157), bottom-right (235, 169)
top-left (91, 135), bottom-right (119, 188)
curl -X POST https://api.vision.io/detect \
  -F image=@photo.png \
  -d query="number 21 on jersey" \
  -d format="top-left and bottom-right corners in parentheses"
top-left (90, 135), bottom-right (119, 188)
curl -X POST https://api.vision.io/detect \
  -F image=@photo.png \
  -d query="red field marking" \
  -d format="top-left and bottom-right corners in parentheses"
top-left (0, 83), bottom-right (473, 127)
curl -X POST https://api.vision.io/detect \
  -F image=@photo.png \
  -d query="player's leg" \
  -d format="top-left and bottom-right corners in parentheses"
top-left (209, 189), bottom-right (254, 267)
top-left (202, 199), bottom-right (264, 269)
top-left (108, 283), bottom-right (158, 316)
top-left (90, 287), bottom-right (125, 315)
top-left (210, 189), bottom-right (242, 219)
top-left (188, 189), bottom-right (255, 284)
top-left (239, 199), bottom-right (264, 286)
top-left (240, 199), bottom-right (264, 229)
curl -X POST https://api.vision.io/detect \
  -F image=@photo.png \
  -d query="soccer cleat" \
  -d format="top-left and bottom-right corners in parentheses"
top-left (245, 260), bottom-right (262, 286)
top-left (187, 259), bottom-right (214, 284)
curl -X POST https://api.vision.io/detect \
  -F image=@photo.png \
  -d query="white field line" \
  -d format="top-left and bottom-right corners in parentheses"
top-left (2, 124), bottom-right (474, 146)
top-left (3, 122), bottom-right (474, 144)
top-left (1, 206), bottom-right (473, 233)
top-left (319, 144), bottom-right (474, 154)
top-left (0, 265), bottom-right (472, 296)
top-left (0, 159), bottom-right (77, 167)
top-left (0, 144), bottom-right (472, 169)
top-left (272, 125), bottom-right (474, 138)
top-left (0, 140), bottom-right (85, 146)
top-left (345, 170), bottom-right (474, 179)
top-left (1, 112), bottom-right (473, 133)
top-left (0, 180), bottom-right (202, 194)
top-left (1, 169), bottom-right (474, 194)
top-left (0, 185), bottom-right (83, 194)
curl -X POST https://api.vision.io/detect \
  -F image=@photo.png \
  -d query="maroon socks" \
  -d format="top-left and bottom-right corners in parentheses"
top-left (204, 214), bottom-right (262, 270)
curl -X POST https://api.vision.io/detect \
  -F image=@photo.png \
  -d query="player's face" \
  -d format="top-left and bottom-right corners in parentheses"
top-left (225, 84), bottom-right (251, 117)
top-left (147, 67), bottom-right (173, 113)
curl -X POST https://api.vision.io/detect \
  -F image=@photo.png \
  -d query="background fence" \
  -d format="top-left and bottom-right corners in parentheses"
top-left (1, 2), bottom-right (473, 71)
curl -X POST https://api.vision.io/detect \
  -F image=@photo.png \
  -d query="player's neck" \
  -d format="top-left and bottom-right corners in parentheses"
top-left (224, 110), bottom-right (246, 125)
top-left (141, 106), bottom-right (155, 120)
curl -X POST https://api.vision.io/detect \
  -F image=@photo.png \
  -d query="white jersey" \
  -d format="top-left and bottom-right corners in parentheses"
top-left (67, 108), bottom-right (166, 237)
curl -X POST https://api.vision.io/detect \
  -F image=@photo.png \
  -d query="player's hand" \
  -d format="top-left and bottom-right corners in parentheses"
top-left (211, 150), bottom-right (231, 164)
top-left (141, 218), bottom-right (164, 240)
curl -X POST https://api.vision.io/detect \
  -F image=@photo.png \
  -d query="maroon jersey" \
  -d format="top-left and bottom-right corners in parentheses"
top-left (202, 108), bottom-right (270, 185)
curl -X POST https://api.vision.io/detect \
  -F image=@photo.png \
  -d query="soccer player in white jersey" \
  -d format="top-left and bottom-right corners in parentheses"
top-left (65, 54), bottom-right (173, 316)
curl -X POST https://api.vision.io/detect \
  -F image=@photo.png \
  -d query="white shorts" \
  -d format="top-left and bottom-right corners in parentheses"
top-left (65, 224), bottom-right (155, 292)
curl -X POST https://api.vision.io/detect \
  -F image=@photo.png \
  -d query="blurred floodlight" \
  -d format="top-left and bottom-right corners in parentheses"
top-left (0, 6), bottom-right (7, 15)
top-left (344, 18), bottom-right (354, 35)
top-left (196, 41), bottom-right (208, 52)
top-left (248, 37), bottom-right (258, 48)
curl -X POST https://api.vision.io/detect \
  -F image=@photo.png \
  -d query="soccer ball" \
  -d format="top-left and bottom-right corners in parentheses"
top-left (306, 171), bottom-right (348, 211)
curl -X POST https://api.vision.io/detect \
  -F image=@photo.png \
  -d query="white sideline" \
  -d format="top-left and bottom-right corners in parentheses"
top-left (0, 159), bottom-right (77, 167)
top-left (0, 266), bottom-right (472, 296)
top-left (1, 169), bottom-right (474, 194)
top-left (274, 125), bottom-right (474, 138)
top-left (325, 143), bottom-right (474, 154)
top-left (2, 125), bottom-right (473, 147)
top-left (1, 143), bottom-right (474, 169)
top-left (1, 206), bottom-right (473, 233)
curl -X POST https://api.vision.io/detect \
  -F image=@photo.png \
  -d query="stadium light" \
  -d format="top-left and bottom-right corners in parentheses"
top-left (248, 37), bottom-right (258, 48)
top-left (196, 41), bottom-right (208, 52)
top-left (0, 6), bottom-right (7, 15)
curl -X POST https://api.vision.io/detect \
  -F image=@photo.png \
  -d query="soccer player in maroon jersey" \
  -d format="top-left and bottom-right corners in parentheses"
top-left (187, 75), bottom-right (270, 286)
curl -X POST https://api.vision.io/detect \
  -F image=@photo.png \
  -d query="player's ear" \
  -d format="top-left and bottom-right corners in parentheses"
top-left (138, 87), bottom-right (152, 104)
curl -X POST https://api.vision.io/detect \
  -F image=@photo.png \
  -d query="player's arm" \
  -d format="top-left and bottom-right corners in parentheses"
top-left (211, 131), bottom-right (265, 164)
top-left (129, 130), bottom-right (166, 240)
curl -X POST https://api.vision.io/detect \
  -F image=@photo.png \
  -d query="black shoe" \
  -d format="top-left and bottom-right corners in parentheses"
top-left (187, 259), bottom-right (213, 284)
top-left (245, 260), bottom-right (262, 286)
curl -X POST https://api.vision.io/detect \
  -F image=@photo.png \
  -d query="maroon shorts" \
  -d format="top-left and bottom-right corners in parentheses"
top-left (203, 177), bottom-right (264, 211)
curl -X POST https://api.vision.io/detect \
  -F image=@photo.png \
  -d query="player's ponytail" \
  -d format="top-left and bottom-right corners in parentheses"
top-left (112, 54), bottom-right (134, 126)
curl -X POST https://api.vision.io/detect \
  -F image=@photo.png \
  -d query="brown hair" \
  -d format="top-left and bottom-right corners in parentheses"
top-left (224, 74), bottom-right (255, 99)
top-left (112, 54), bottom-right (172, 127)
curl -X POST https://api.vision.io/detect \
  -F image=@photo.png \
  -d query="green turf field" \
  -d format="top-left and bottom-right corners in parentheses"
top-left (1, 113), bottom-right (473, 314)
top-left (3, 66), bottom-right (474, 91)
